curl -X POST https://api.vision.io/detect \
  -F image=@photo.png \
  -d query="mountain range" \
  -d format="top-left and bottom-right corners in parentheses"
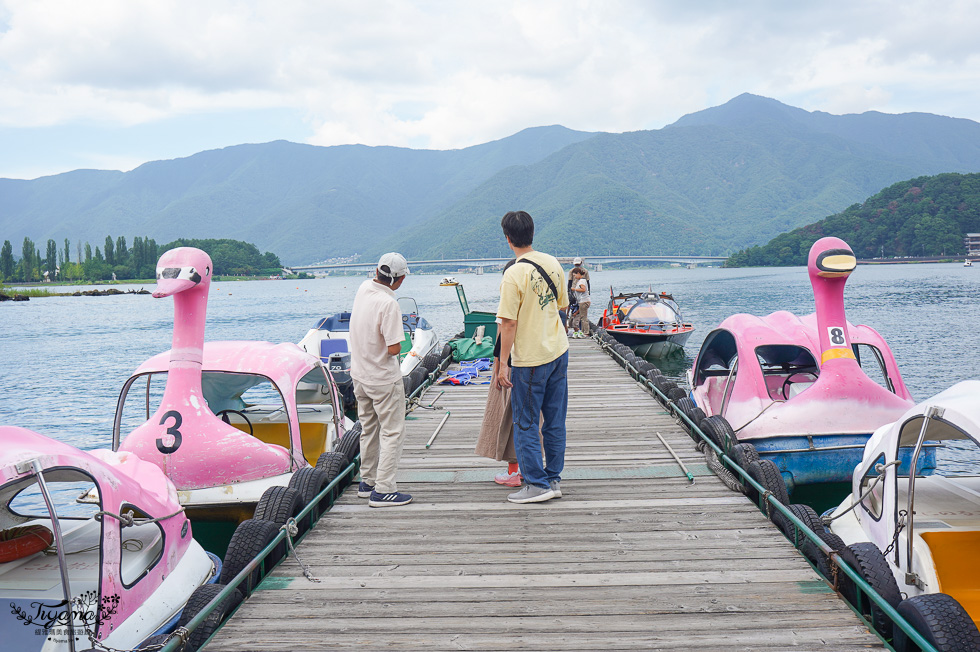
top-left (4, 93), bottom-right (980, 265)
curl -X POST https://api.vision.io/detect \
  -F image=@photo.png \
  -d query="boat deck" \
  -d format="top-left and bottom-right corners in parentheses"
top-left (206, 339), bottom-right (882, 651)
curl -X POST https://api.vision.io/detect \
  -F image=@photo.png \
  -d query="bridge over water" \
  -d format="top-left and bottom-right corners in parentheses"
top-left (288, 254), bottom-right (727, 274)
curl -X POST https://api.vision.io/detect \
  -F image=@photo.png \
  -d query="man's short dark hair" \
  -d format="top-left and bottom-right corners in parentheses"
top-left (501, 211), bottom-right (534, 248)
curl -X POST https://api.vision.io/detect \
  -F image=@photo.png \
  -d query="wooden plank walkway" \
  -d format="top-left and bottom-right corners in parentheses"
top-left (207, 340), bottom-right (883, 651)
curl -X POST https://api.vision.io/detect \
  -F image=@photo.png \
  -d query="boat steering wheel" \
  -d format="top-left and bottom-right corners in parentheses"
top-left (216, 409), bottom-right (253, 436)
top-left (781, 372), bottom-right (818, 400)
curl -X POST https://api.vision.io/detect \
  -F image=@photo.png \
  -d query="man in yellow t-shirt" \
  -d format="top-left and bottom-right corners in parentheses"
top-left (493, 210), bottom-right (569, 504)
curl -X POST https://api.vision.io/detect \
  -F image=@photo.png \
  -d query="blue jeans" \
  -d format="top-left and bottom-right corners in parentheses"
top-left (510, 351), bottom-right (568, 489)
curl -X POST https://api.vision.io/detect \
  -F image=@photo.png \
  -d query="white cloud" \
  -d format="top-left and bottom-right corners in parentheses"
top-left (1, 0), bottom-right (980, 177)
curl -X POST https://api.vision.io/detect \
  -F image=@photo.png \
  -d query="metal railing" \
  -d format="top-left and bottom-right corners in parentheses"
top-left (157, 460), bottom-right (358, 652)
top-left (594, 332), bottom-right (937, 652)
top-left (162, 347), bottom-right (457, 651)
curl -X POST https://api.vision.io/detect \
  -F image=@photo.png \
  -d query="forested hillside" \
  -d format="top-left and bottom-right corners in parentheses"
top-left (725, 173), bottom-right (980, 266)
top-left (379, 94), bottom-right (980, 259)
top-left (5, 94), bottom-right (980, 265)
top-left (0, 126), bottom-right (595, 265)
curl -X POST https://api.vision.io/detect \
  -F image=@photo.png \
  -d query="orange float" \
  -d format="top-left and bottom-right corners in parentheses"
top-left (0, 525), bottom-right (54, 562)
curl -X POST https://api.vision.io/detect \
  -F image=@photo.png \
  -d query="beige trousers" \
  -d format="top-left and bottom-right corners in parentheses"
top-left (353, 379), bottom-right (406, 494)
top-left (571, 302), bottom-right (591, 334)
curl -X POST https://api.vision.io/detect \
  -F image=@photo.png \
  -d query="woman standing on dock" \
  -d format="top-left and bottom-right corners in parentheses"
top-left (476, 260), bottom-right (521, 486)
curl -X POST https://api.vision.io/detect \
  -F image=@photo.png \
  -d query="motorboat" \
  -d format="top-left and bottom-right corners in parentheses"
top-left (687, 237), bottom-right (930, 496)
top-left (0, 426), bottom-right (223, 651)
top-left (965, 259), bottom-right (973, 267)
top-left (298, 296), bottom-right (441, 387)
top-left (826, 380), bottom-right (980, 650)
top-left (440, 276), bottom-right (459, 286)
top-left (599, 289), bottom-right (694, 358)
top-left (116, 248), bottom-right (355, 531)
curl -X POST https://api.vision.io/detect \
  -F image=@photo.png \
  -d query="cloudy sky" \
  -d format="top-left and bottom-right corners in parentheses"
top-left (1, 0), bottom-right (979, 180)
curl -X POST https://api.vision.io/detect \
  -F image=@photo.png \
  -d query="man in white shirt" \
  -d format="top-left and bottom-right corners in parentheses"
top-left (349, 253), bottom-right (413, 507)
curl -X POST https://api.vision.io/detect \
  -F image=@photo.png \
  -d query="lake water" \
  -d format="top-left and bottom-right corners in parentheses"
top-left (2, 263), bottom-right (979, 471)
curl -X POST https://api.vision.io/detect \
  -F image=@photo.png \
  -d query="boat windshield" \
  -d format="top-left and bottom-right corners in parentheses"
top-left (624, 300), bottom-right (679, 325)
top-left (852, 343), bottom-right (896, 394)
top-left (4, 470), bottom-right (100, 520)
top-left (115, 371), bottom-right (288, 437)
top-left (398, 297), bottom-right (419, 315)
top-left (755, 345), bottom-right (819, 401)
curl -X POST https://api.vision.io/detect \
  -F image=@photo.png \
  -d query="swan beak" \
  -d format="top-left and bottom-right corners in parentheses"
top-left (815, 249), bottom-right (856, 278)
top-left (154, 266), bottom-right (203, 298)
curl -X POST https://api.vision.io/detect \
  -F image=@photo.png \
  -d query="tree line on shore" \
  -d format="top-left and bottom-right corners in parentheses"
top-left (726, 172), bottom-right (980, 267)
top-left (0, 236), bottom-right (283, 283)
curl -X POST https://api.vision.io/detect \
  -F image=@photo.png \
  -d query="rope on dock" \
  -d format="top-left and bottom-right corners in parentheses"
top-left (697, 440), bottom-right (743, 492)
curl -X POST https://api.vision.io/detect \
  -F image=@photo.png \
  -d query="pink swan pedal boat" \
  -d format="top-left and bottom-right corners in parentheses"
top-left (826, 380), bottom-right (980, 649)
top-left (114, 248), bottom-right (354, 532)
top-left (0, 427), bottom-right (221, 652)
top-left (687, 237), bottom-right (934, 497)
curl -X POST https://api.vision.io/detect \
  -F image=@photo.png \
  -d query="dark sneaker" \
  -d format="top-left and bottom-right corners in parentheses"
top-left (507, 484), bottom-right (555, 504)
top-left (369, 490), bottom-right (413, 507)
top-left (549, 480), bottom-right (562, 498)
top-left (357, 481), bottom-right (375, 498)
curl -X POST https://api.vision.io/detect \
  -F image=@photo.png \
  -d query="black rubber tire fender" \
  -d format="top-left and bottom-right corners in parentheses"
top-left (893, 592), bottom-right (980, 652)
top-left (674, 397), bottom-right (696, 424)
top-left (176, 583), bottom-right (244, 652)
top-left (685, 407), bottom-right (706, 442)
top-left (332, 423), bottom-right (361, 463)
top-left (316, 450), bottom-right (349, 484)
top-left (799, 519), bottom-right (847, 583)
top-left (288, 466), bottom-right (330, 505)
top-left (634, 360), bottom-right (655, 375)
top-left (402, 375), bottom-right (412, 395)
top-left (422, 351), bottom-right (441, 372)
top-left (774, 503), bottom-right (823, 546)
top-left (410, 366), bottom-right (427, 390)
top-left (219, 519), bottom-right (280, 595)
top-left (667, 387), bottom-right (688, 403)
top-left (837, 542), bottom-right (904, 639)
top-left (253, 486), bottom-right (304, 525)
top-left (729, 442), bottom-right (760, 469)
top-left (745, 459), bottom-right (789, 512)
top-left (700, 415), bottom-right (735, 453)
top-left (644, 367), bottom-right (664, 381)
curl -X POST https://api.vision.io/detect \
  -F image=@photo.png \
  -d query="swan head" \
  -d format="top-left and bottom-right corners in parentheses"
top-left (808, 237), bottom-right (856, 280)
top-left (153, 247), bottom-right (213, 298)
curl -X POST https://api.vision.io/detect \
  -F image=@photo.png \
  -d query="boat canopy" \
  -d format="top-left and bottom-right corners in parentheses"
top-left (128, 341), bottom-right (330, 416)
top-left (693, 310), bottom-right (910, 399)
top-left (887, 380), bottom-right (980, 447)
top-left (132, 341), bottom-right (322, 384)
top-left (0, 427), bottom-right (181, 531)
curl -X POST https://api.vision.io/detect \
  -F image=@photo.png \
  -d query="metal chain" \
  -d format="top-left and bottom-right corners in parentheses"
top-left (79, 609), bottom-right (190, 652)
top-left (883, 509), bottom-right (908, 557)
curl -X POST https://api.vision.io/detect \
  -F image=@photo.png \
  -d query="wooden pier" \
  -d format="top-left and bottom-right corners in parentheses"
top-left (206, 340), bottom-right (883, 651)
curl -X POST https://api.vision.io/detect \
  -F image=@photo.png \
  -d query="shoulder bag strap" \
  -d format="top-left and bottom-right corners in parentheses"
top-left (518, 258), bottom-right (560, 301)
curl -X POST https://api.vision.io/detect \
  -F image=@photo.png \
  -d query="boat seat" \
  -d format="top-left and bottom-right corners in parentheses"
top-left (319, 339), bottom-right (348, 362)
top-left (921, 529), bottom-right (980, 626)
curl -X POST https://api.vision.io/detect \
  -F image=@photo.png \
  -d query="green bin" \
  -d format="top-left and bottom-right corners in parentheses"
top-left (455, 284), bottom-right (498, 341)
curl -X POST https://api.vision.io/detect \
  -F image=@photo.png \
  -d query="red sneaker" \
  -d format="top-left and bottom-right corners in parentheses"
top-left (493, 471), bottom-right (522, 487)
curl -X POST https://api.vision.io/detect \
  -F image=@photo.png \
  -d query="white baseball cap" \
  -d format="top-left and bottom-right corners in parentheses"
top-left (573, 257), bottom-right (583, 265)
top-left (377, 252), bottom-right (409, 279)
